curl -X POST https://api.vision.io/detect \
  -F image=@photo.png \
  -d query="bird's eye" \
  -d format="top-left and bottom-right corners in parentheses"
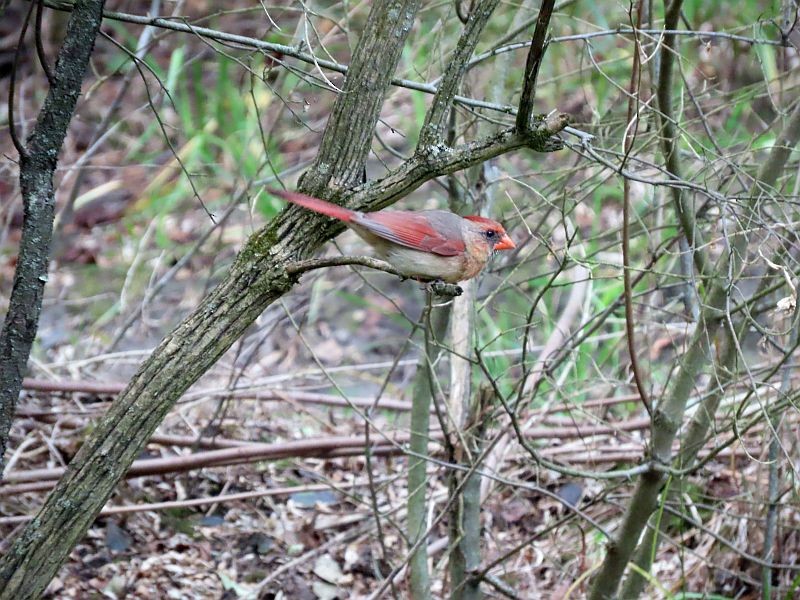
top-left (485, 230), bottom-right (497, 240)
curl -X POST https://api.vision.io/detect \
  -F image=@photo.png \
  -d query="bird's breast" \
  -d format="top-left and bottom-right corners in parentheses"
top-left (383, 246), bottom-right (468, 283)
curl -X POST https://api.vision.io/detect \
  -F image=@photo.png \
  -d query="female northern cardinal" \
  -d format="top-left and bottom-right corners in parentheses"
top-left (269, 188), bottom-right (515, 283)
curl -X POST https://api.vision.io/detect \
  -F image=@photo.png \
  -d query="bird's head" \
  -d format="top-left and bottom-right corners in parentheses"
top-left (463, 215), bottom-right (516, 252)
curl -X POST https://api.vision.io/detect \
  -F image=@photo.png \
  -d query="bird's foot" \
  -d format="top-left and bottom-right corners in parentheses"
top-left (427, 279), bottom-right (463, 297)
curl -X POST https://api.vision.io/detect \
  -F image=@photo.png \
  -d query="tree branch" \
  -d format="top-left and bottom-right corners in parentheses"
top-left (407, 291), bottom-right (452, 599)
top-left (621, 0), bottom-right (652, 416)
top-left (515, 0), bottom-right (556, 132)
top-left (417, 0), bottom-right (501, 148)
top-left (654, 0), bottom-right (709, 278)
top-left (352, 117), bottom-right (568, 214)
top-left (0, 0), bottom-right (106, 474)
top-left (300, 0), bottom-right (420, 192)
top-left (286, 255), bottom-right (403, 277)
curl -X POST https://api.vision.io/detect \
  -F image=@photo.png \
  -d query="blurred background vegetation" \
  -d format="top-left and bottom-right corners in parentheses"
top-left (1, 0), bottom-right (800, 597)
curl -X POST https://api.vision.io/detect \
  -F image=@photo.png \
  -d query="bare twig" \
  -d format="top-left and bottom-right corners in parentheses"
top-left (56, 0), bottom-right (162, 235)
top-left (515, 0), bottom-right (555, 132)
top-left (762, 286), bottom-right (800, 597)
top-left (33, 0), bottom-right (54, 85)
top-left (0, 477), bottom-right (394, 525)
top-left (108, 198), bottom-right (239, 351)
top-left (21, 378), bottom-right (124, 395)
top-left (287, 255), bottom-right (403, 278)
top-left (6, 0), bottom-right (35, 158)
top-left (621, 0), bottom-right (652, 415)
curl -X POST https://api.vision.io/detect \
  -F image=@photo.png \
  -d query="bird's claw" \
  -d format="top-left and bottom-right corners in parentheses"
top-left (427, 280), bottom-right (463, 297)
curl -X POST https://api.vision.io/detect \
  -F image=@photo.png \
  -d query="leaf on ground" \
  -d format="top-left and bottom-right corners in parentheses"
top-left (313, 553), bottom-right (344, 585)
top-left (312, 580), bottom-right (342, 600)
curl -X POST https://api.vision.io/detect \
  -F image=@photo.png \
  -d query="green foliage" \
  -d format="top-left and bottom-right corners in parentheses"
top-left (785, 573), bottom-right (800, 600)
top-left (117, 47), bottom-right (285, 222)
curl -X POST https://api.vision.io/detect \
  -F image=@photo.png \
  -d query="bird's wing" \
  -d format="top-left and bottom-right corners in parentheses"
top-left (355, 211), bottom-right (466, 256)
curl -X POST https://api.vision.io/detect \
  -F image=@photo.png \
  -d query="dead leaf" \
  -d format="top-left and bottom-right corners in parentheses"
top-left (313, 553), bottom-right (343, 585)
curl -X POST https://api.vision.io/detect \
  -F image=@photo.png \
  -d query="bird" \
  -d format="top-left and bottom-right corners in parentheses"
top-left (268, 188), bottom-right (516, 284)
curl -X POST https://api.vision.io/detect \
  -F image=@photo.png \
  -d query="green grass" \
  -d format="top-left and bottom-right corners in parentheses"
top-left (109, 42), bottom-right (287, 223)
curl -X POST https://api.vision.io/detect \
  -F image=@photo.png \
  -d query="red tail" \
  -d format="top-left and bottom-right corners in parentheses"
top-left (268, 188), bottom-right (356, 223)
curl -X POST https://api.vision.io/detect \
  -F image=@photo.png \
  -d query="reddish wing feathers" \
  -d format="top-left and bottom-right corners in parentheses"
top-left (270, 188), bottom-right (468, 257)
top-left (357, 212), bottom-right (466, 256)
top-left (268, 188), bottom-right (356, 223)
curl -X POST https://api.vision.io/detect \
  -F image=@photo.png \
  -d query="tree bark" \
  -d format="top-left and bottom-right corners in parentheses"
top-left (407, 293), bottom-right (452, 600)
top-left (301, 0), bottom-right (419, 193)
top-left (0, 0), bottom-right (106, 473)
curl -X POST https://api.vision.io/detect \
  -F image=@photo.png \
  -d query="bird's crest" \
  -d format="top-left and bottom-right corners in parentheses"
top-left (463, 215), bottom-right (503, 228)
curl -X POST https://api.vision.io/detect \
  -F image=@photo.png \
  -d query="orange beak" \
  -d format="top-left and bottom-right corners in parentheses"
top-left (494, 233), bottom-right (516, 251)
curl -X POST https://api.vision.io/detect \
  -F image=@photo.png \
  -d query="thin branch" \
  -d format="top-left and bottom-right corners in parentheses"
top-left (0, 477), bottom-right (394, 525)
top-left (108, 197), bottom-right (239, 351)
top-left (762, 287), bottom-right (800, 598)
top-left (621, 0), bottom-right (652, 415)
top-left (34, 0), bottom-right (54, 85)
top-left (288, 255), bottom-right (464, 295)
top-left (655, 0), bottom-right (709, 278)
top-left (19, 382), bottom-right (421, 411)
top-left (37, 0), bottom-right (585, 121)
top-left (100, 31), bottom-right (216, 222)
top-left (407, 290), bottom-right (452, 599)
top-left (56, 0), bottom-right (163, 236)
top-left (287, 255), bottom-right (403, 277)
top-left (515, 0), bottom-right (555, 132)
top-left (7, 0), bottom-right (36, 158)
top-left (662, 504), bottom-right (800, 572)
top-left (464, 26), bottom-right (791, 76)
